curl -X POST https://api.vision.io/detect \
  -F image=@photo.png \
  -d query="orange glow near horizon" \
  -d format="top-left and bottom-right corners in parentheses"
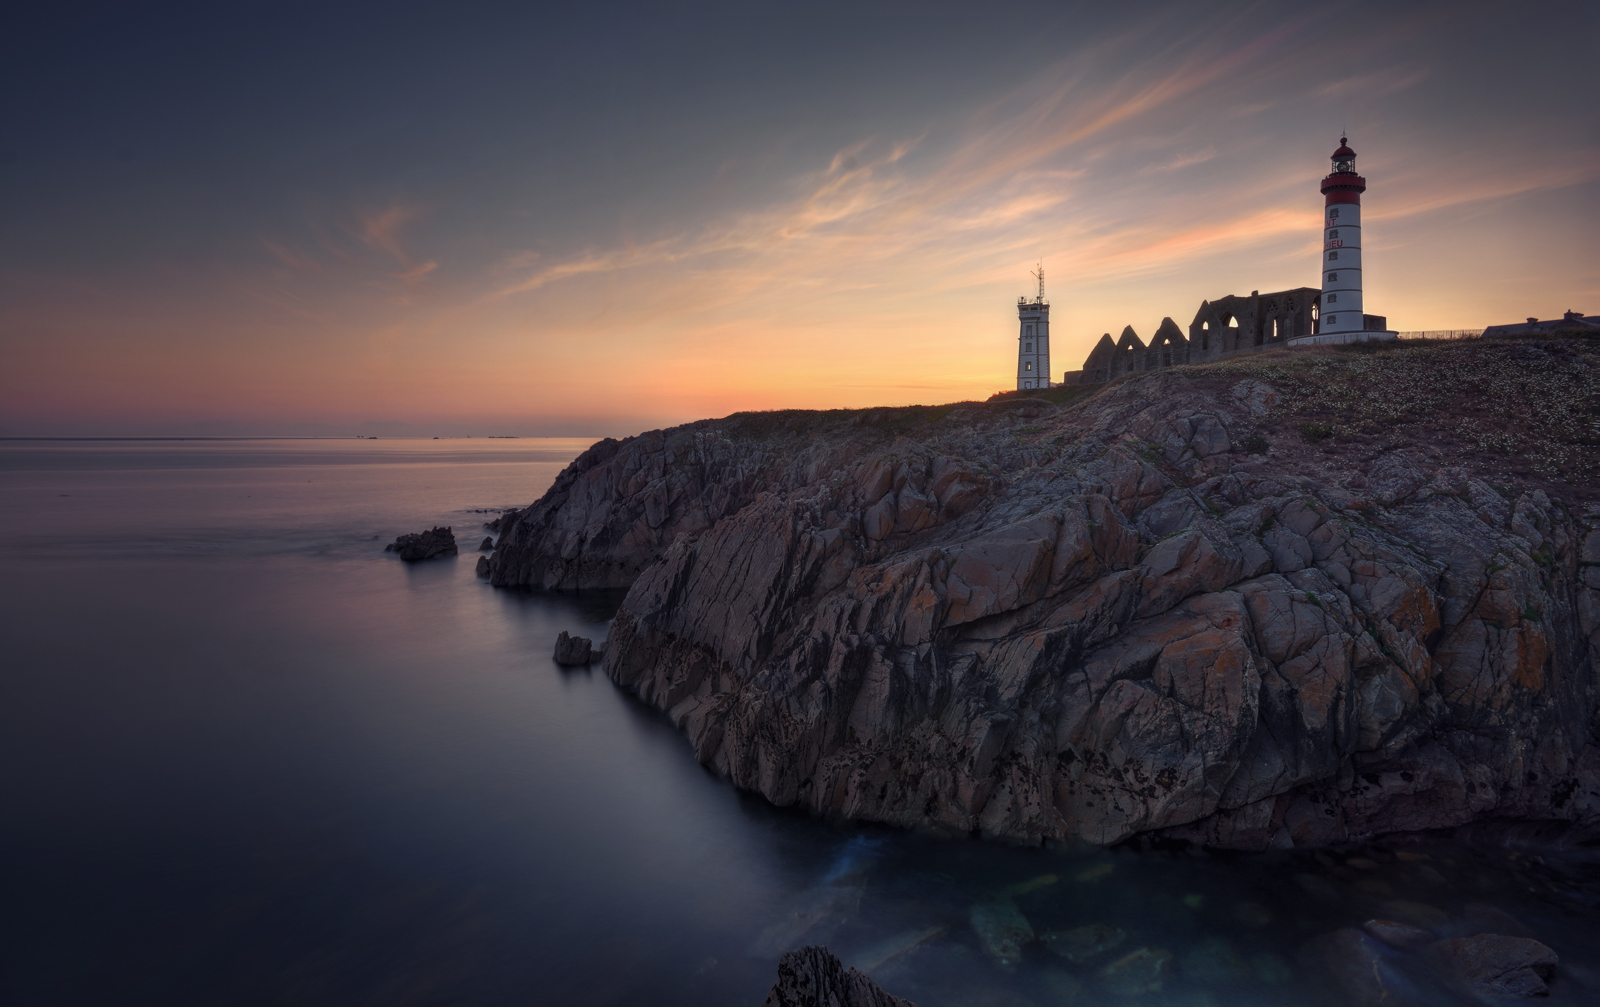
top-left (3, 6), bottom-right (1596, 438)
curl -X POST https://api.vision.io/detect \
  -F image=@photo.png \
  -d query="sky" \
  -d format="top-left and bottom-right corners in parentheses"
top-left (2, 0), bottom-right (1597, 437)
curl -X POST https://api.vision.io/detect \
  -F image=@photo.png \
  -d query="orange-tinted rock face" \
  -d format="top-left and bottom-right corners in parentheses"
top-left (490, 368), bottom-right (1600, 848)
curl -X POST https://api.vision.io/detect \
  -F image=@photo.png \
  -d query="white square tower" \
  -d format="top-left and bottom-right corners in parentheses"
top-left (1017, 264), bottom-right (1050, 390)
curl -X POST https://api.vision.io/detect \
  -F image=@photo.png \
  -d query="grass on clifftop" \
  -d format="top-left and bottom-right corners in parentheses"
top-left (717, 336), bottom-right (1600, 491)
top-left (1209, 336), bottom-right (1600, 483)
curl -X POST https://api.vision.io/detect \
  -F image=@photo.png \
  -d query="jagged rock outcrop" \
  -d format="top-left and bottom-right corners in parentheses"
top-left (384, 526), bottom-right (458, 561)
top-left (760, 946), bottom-right (914, 1007)
top-left (487, 341), bottom-right (1600, 849)
top-left (554, 631), bottom-right (594, 666)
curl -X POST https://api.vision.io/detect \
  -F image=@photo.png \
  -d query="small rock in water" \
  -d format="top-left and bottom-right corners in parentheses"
top-left (1426, 934), bottom-right (1558, 1002)
top-left (1041, 923), bottom-right (1126, 965)
top-left (1181, 937), bottom-right (1250, 986)
top-left (553, 631), bottom-right (593, 665)
top-left (760, 945), bottom-right (914, 1007)
top-left (479, 536), bottom-right (494, 551)
top-left (1098, 947), bottom-right (1173, 996)
top-left (383, 525), bottom-right (457, 561)
top-left (1363, 918), bottom-right (1435, 951)
top-left (969, 900), bottom-right (1034, 969)
top-left (475, 555), bottom-right (490, 577)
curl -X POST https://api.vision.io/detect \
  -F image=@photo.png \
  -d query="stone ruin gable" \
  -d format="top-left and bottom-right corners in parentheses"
top-left (1075, 322), bottom-right (1189, 385)
top-left (1079, 333), bottom-right (1118, 384)
top-left (1144, 317), bottom-right (1188, 371)
top-left (1065, 288), bottom-right (1320, 385)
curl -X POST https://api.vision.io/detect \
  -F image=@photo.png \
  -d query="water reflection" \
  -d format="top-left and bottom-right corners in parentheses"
top-left (1, 440), bottom-right (1595, 1006)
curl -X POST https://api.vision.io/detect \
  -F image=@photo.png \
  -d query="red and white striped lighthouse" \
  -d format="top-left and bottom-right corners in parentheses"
top-left (1318, 137), bottom-right (1366, 335)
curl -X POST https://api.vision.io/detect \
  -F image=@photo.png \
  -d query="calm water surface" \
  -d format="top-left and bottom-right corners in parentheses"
top-left (2, 439), bottom-right (1597, 1006)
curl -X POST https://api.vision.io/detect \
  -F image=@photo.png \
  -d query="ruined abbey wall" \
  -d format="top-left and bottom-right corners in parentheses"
top-left (1064, 287), bottom-right (1388, 385)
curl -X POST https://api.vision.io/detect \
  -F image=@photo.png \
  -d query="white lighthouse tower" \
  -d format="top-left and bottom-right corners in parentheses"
top-left (1318, 137), bottom-right (1366, 335)
top-left (1016, 263), bottom-right (1050, 390)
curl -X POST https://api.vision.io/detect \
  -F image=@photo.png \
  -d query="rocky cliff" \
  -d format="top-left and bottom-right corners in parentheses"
top-left (487, 337), bottom-right (1600, 849)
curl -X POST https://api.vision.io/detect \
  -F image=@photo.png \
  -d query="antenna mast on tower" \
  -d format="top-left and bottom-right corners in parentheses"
top-left (1031, 261), bottom-right (1044, 302)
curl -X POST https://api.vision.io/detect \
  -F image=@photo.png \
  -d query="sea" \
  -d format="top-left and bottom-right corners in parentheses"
top-left (2, 438), bottom-right (1596, 1006)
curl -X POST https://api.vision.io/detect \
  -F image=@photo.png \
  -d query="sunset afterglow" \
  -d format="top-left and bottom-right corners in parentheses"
top-left (3, 2), bottom-right (1595, 436)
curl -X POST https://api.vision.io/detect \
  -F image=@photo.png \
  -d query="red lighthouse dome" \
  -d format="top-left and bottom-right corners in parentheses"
top-left (1330, 137), bottom-right (1357, 174)
top-left (1321, 134), bottom-right (1365, 200)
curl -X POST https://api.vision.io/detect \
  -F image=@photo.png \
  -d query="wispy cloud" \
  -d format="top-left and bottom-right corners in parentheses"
top-left (491, 15), bottom-right (1321, 307)
top-left (1140, 146), bottom-right (1218, 174)
top-left (1317, 67), bottom-right (1429, 98)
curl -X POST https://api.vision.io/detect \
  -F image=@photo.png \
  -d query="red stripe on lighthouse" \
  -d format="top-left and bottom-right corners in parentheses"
top-left (1325, 191), bottom-right (1361, 205)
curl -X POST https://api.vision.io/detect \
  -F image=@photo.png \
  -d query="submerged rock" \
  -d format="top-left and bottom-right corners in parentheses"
top-left (846, 926), bottom-right (945, 974)
top-left (1457, 903), bottom-right (1536, 940)
top-left (1377, 900), bottom-right (1451, 930)
top-left (1362, 918), bottom-right (1435, 951)
top-left (1181, 936), bottom-right (1250, 985)
top-left (1298, 928), bottom-right (1414, 1007)
top-left (554, 631), bottom-right (593, 666)
top-left (1040, 923), bottom-right (1126, 964)
top-left (487, 344), bottom-right (1600, 849)
top-left (761, 945), bottom-right (915, 1007)
top-left (1098, 947), bottom-right (1173, 996)
top-left (750, 884), bottom-right (863, 961)
top-left (969, 900), bottom-right (1034, 969)
top-left (384, 526), bottom-right (457, 561)
top-left (1231, 901), bottom-right (1273, 926)
top-left (1250, 951), bottom-right (1293, 985)
top-left (1426, 934), bottom-right (1558, 1003)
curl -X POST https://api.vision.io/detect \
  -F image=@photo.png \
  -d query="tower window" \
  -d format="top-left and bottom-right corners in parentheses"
top-left (1025, 342), bottom-right (1032, 352)
top-left (1329, 208), bottom-right (1340, 220)
top-left (1327, 314), bottom-right (1337, 324)
top-left (1328, 251), bottom-right (1339, 260)
top-left (1327, 294), bottom-right (1337, 303)
top-left (1025, 362), bottom-right (1032, 371)
top-left (1328, 272), bottom-right (1337, 281)
top-left (1329, 229), bottom-right (1339, 238)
